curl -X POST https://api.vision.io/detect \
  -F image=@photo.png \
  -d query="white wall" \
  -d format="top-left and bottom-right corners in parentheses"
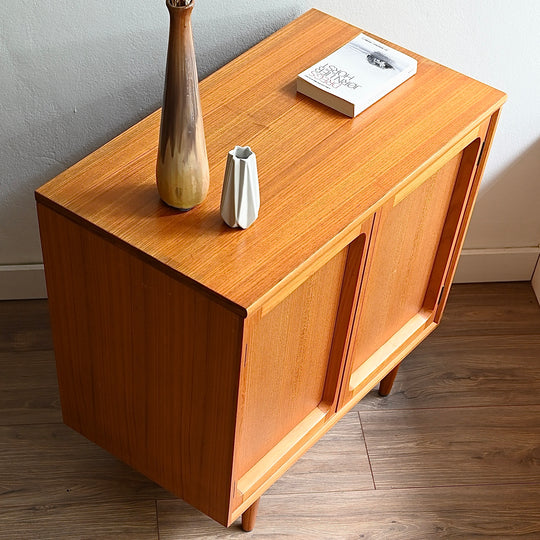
top-left (1, 0), bottom-right (539, 297)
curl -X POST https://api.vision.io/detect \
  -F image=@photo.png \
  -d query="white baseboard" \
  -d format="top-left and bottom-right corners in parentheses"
top-left (0, 264), bottom-right (47, 300)
top-left (1, 248), bottom-right (539, 300)
top-left (453, 247), bottom-right (540, 284)
top-left (532, 257), bottom-right (540, 305)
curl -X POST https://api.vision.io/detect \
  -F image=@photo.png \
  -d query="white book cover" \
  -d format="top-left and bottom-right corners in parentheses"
top-left (297, 34), bottom-right (417, 117)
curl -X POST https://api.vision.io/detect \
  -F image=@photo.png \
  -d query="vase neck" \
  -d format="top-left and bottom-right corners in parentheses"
top-left (167, 1), bottom-right (194, 26)
top-left (166, 1), bottom-right (195, 62)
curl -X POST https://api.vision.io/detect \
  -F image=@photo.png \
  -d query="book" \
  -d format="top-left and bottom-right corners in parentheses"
top-left (297, 34), bottom-right (417, 117)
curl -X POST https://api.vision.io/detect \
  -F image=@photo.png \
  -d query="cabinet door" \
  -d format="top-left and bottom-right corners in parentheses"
top-left (341, 134), bottom-right (485, 405)
top-left (233, 219), bottom-right (373, 504)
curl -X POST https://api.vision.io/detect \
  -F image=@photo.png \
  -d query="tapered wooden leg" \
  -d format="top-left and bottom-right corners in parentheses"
top-left (241, 499), bottom-right (260, 532)
top-left (379, 364), bottom-right (401, 396)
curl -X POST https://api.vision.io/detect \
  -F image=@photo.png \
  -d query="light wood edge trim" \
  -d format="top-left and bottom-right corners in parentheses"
top-left (236, 408), bottom-right (327, 498)
top-left (230, 317), bottom-right (439, 523)
top-left (349, 315), bottom-right (438, 400)
top-left (348, 310), bottom-right (432, 391)
top-left (393, 125), bottom-right (483, 207)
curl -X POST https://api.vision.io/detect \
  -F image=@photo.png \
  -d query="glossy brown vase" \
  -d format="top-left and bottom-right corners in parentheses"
top-left (156, 0), bottom-right (210, 210)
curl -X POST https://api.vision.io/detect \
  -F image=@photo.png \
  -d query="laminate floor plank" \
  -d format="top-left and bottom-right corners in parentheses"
top-left (433, 282), bottom-right (540, 337)
top-left (0, 500), bottom-right (158, 540)
top-left (0, 299), bottom-right (53, 352)
top-left (0, 350), bottom-right (61, 425)
top-left (2, 286), bottom-right (540, 538)
top-left (0, 423), bottom-right (174, 507)
top-left (356, 334), bottom-right (540, 411)
top-left (266, 411), bottom-right (373, 495)
top-left (360, 405), bottom-right (540, 489)
top-left (157, 485), bottom-right (540, 539)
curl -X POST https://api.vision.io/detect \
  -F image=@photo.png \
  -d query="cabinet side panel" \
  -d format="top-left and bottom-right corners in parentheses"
top-left (350, 152), bottom-right (462, 369)
top-left (37, 204), bottom-right (242, 526)
top-left (235, 247), bottom-right (349, 478)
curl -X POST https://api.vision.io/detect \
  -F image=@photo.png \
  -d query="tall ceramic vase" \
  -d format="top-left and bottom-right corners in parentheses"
top-left (156, 0), bottom-right (210, 211)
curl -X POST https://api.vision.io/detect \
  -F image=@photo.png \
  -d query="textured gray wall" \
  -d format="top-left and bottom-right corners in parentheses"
top-left (0, 0), bottom-right (305, 265)
top-left (1, 0), bottom-right (539, 273)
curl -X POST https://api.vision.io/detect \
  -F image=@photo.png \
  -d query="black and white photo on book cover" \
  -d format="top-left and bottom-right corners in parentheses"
top-left (297, 34), bottom-right (417, 117)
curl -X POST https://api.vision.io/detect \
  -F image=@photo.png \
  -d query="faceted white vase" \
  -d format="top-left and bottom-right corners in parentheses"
top-left (220, 146), bottom-right (260, 229)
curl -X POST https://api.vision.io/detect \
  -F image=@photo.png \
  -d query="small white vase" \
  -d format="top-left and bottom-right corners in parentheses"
top-left (220, 146), bottom-right (260, 229)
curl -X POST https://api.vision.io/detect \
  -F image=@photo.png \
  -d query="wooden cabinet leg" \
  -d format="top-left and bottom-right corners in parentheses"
top-left (241, 499), bottom-right (260, 532)
top-left (379, 364), bottom-right (400, 396)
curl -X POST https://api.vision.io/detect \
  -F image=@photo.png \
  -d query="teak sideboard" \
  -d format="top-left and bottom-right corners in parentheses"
top-left (36, 10), bottom-right (506, 532)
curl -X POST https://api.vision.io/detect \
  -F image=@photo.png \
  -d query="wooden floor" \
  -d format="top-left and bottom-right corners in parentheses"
top-left (1, 283), bottom-right (539, 539)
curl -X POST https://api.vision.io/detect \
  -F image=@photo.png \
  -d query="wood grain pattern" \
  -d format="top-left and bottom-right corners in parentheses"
top-left (435, 282), bottom-right (540, 337)
top-left (38, 204), bottom-right (243, 526)
top-left (0, 299), bottom-right (52, 352)
top-left (35, 9), bottom-right (505, 314)
top-left (235, 247), bottom-right (348, 478)
top-left (378, 364), bottom-right (400, 397)
top-left (423, 135), bottom-right (484, 312)
top-left (359, 152), bottom-right (460, 357)
top-left (341, 152), bottom-right (461, 402)
top-left (1, 283), bottom-right (539, 537)
top-left (0, 423), bottom-right (171, 507)
top-left (0, 501), bottom-right (158, 540)
top-left (265, 411), bottom-right (373, 495)
top-left (361, 405), bottom-right (540, 488)
top-left (434, 111), bottom-right (501, 322)
top-left (353, 135), bottom-right (486, 399)
top-left (346, 312), bottom-right (434, 396)
top-left (33, 9), bottom-right (507, 532)
top-left (357, 334), bottom-right (540, 411)
top-left (326, 225), bottom-right (372, 409)
top-left (241, 498), bottom-right (260, 532)
top-left (0, 351), bottom-right (60, 425)
top-left (157, 485), bottom-right (540, 539)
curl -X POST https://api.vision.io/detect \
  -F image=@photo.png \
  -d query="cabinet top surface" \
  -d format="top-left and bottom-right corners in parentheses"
top-left (36, 9), bottom-right (505, 314)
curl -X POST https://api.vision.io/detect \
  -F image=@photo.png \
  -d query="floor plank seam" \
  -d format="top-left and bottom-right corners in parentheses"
top-left (358, 403), bottom-right (540, 413)
top-left (432, 332), bottom-right (540, 338)
top-left (0, 498), bottom-right (164, 511)
top-left (371, 481), bottom-right (540, 491)
top-left (1, 348), bottom-right (56, 354)
top-left (155, 499), bottom-right (161, 540)
top-left (2, 287), bottom-right (539, 536)
top-left (269, 486), bottom-right (377, 496)
top-left (357, 411), bottom-right (377, 491)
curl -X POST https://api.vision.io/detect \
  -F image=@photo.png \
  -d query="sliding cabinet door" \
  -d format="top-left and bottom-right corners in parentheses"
top-left (340, 130), bottom-right (487, 405)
